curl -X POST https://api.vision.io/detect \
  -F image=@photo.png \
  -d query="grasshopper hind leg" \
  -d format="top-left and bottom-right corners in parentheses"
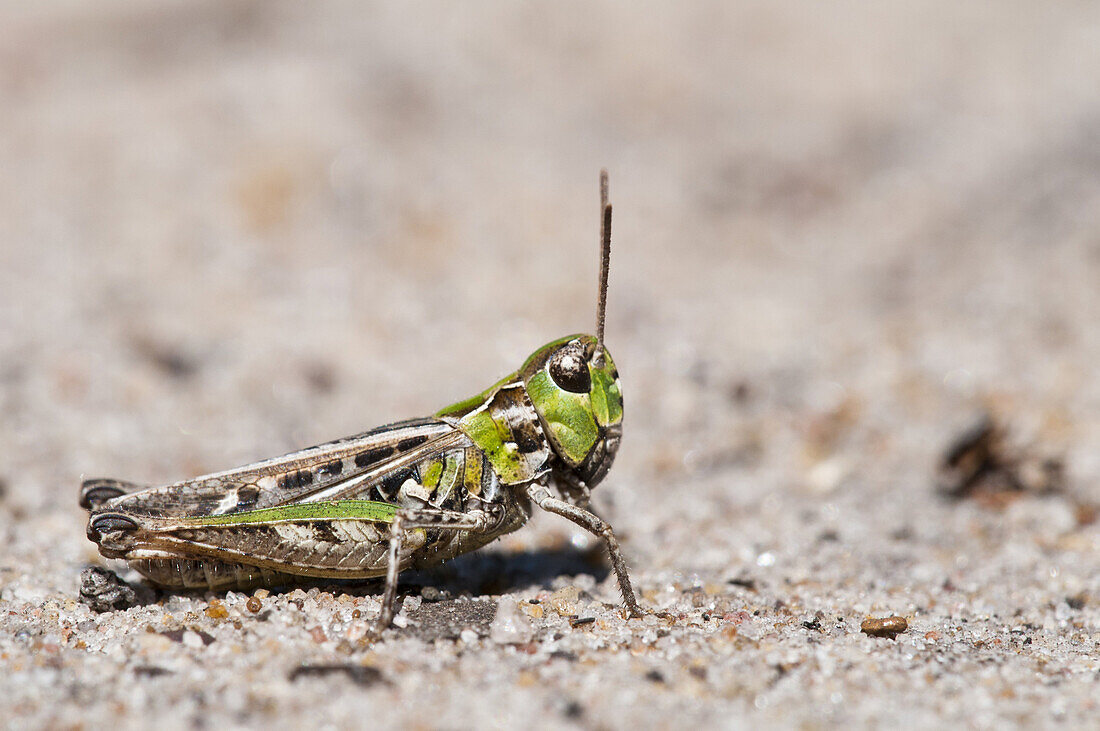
top-left (80, 478), bottom-right (149, 510)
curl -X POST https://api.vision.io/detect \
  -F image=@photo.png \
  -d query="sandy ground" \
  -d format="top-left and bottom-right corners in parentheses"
top-left (3, 2), bottom-right (1100, 729)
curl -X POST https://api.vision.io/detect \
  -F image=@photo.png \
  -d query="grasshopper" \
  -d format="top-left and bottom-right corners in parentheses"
top-left (82, 171), bottom-right (641, 633)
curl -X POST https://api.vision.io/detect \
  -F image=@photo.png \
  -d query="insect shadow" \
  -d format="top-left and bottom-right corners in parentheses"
top-left (410, 544), bottom-right (612, 597)
top-left (300, 544), bottom-right (611, 602)
top-left (83, 545), bottom-right (610, 618)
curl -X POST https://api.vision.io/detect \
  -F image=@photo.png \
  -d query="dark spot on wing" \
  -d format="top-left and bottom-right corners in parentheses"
top-left (236, 486), bottom-right (259, 510)
top-left (380, 467), bottom-right (417, 497)
top-left (355, 446), bottom-right (395, 468)
top-left (397, 435), bottom-right (429, 451)
top-left (276, 469), bottom-right (314, 491)
top-left (318, 460), bottom-right (344, 478)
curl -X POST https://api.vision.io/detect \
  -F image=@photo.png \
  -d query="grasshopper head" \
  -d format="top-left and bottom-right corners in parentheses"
top-left (522, 334), bottom-right (622, 496)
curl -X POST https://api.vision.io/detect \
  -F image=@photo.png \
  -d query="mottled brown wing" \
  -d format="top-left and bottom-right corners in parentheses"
top-left (84, 418), bottom-right (471, 519)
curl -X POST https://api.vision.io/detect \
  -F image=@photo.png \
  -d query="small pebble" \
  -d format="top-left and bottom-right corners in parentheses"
top-left (421, 586), bottom-right (445, 602)
top-left (181, 630), bottom-right (204, 649)
top-left (79, 567), bottom-right (138, 613)
top-left (246, 597), bottom-right (262, 613)
top-left (861, 616), bottom-right (908, 639)
top-left (490, 598), bottom-right (535, 644)
top-left (549, 586), bottom-right (581, 617)
top-left (204, 600), bottom-right (229, 619)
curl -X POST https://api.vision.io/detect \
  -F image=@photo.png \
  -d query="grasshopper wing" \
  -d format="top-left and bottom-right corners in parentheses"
top-left (83, 417), bottom-right (471, 519)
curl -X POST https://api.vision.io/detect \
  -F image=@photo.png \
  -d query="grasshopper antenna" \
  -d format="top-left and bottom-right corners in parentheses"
top-left (595, 169), bottom-right (612, 354)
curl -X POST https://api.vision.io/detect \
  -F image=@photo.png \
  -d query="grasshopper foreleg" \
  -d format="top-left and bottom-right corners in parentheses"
top-left (372, 508), bottom-right (490, 636)
top-left (525, 483), bottom-right (643, 618)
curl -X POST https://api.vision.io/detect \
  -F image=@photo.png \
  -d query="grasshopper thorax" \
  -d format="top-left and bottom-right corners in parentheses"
top-left (521, 333), bottom-right (623, 494)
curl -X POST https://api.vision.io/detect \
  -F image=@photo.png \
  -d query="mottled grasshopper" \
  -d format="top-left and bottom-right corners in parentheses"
top-left (82, 171), bottom-right (640, 633)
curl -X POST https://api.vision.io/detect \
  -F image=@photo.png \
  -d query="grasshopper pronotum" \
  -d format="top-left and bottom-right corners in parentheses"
top-left (82, 171), bottom-right (641, 633)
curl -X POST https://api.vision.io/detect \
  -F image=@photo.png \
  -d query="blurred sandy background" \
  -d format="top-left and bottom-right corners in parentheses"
top-left (3, 2), bottom-right (1100, 729)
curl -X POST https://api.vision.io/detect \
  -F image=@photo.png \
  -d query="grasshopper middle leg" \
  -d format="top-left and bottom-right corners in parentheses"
top-left (373, 507), bottom-right (489, 635)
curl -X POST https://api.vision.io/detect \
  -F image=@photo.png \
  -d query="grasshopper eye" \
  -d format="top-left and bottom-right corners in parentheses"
top-left (549, 342), bottom-right (591, 394)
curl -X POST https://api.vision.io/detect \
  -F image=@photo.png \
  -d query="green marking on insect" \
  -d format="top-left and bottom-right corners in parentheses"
top-left (455, 395), bottom-right (534, 485)
top-left (435, 372), bottom-right (513, 418)
top-left (435, 453), bottom-right (460, 504)
top-left (526, 366), bottom-right (599, 466)
top-left (186, 500), bottom-right (398, 526)
top-left (420, 460), bottom-right (443, 490)
top-left (81, 170), bottom-right (642, 636)
top-left (591, 359), bottom-right (623, 426)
